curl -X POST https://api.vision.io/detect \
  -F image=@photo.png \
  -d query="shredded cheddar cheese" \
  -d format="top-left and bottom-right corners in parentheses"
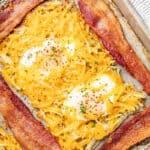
top-left (0, 1), bottom-right (144, 150)
top-left (0, 127), bottom-right (21, 150)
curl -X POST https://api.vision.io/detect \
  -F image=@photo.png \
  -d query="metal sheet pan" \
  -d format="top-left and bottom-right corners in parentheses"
top-left (0, 0), bottom-right (150, 149)
top-left (113, 0), bottom-right (150, 53)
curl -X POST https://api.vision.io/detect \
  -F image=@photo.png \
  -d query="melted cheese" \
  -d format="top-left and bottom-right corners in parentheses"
top-left (0, 1), bottom-right (144, 150)
top-left (0, 127), bottom-right (21, 149)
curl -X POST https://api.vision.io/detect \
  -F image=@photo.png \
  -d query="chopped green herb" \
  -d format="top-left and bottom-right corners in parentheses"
top-left (69, 95), bottom-right (72, 99)
top-left (51, 46), bottom-right (56, 52)
top-left (94, 61), bottom-right (98, 64)
top-left (92, 120), bottom-right (97, 127)
top-left (111, 66), bottom-right (120, 74)
top-left (84, 92), bottom-right (88, 97)
top-left (80, 103), bottom-right (86, 113)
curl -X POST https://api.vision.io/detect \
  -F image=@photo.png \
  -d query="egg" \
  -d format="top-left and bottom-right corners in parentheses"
top-left (64, 74), bottom-right (116, 120)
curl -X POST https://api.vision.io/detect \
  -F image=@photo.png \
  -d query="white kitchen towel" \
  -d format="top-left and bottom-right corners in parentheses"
top-left (129, 0), bottom-right (150, 31)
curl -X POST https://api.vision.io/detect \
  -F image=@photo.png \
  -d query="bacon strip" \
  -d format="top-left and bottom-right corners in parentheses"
top-left (99, 106), bottom-right (150, 150)
top-left (78, 0), bottom-right (150, 94)
top-left (0, 76), bottom-right (61, 150)
top-left (0, 0), bottom-right (44, 42)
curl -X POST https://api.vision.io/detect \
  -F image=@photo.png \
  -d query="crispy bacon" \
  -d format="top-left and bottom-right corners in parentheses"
top-left (0, 76), bottom-right (61, 150)
top-left (78, 0), bottom-right (150, 94)
top-left (99, 106), bottom-right (150, 150)
top-left (0, 0), bottom-right (44, 42)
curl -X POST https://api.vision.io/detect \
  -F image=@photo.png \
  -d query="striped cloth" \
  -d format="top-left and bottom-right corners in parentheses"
top-left (129, 0), bottom-right (150, 31)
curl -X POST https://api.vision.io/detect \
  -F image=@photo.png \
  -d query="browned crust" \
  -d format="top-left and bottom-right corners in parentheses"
top-left (99, 106), bottom-right (150, 150)
top-left (0, 0), bottom-right (44, 42)
top-left (0, 75), bottom-right (61, 150)
top-left (78, 0), bottom-right (150, 94)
